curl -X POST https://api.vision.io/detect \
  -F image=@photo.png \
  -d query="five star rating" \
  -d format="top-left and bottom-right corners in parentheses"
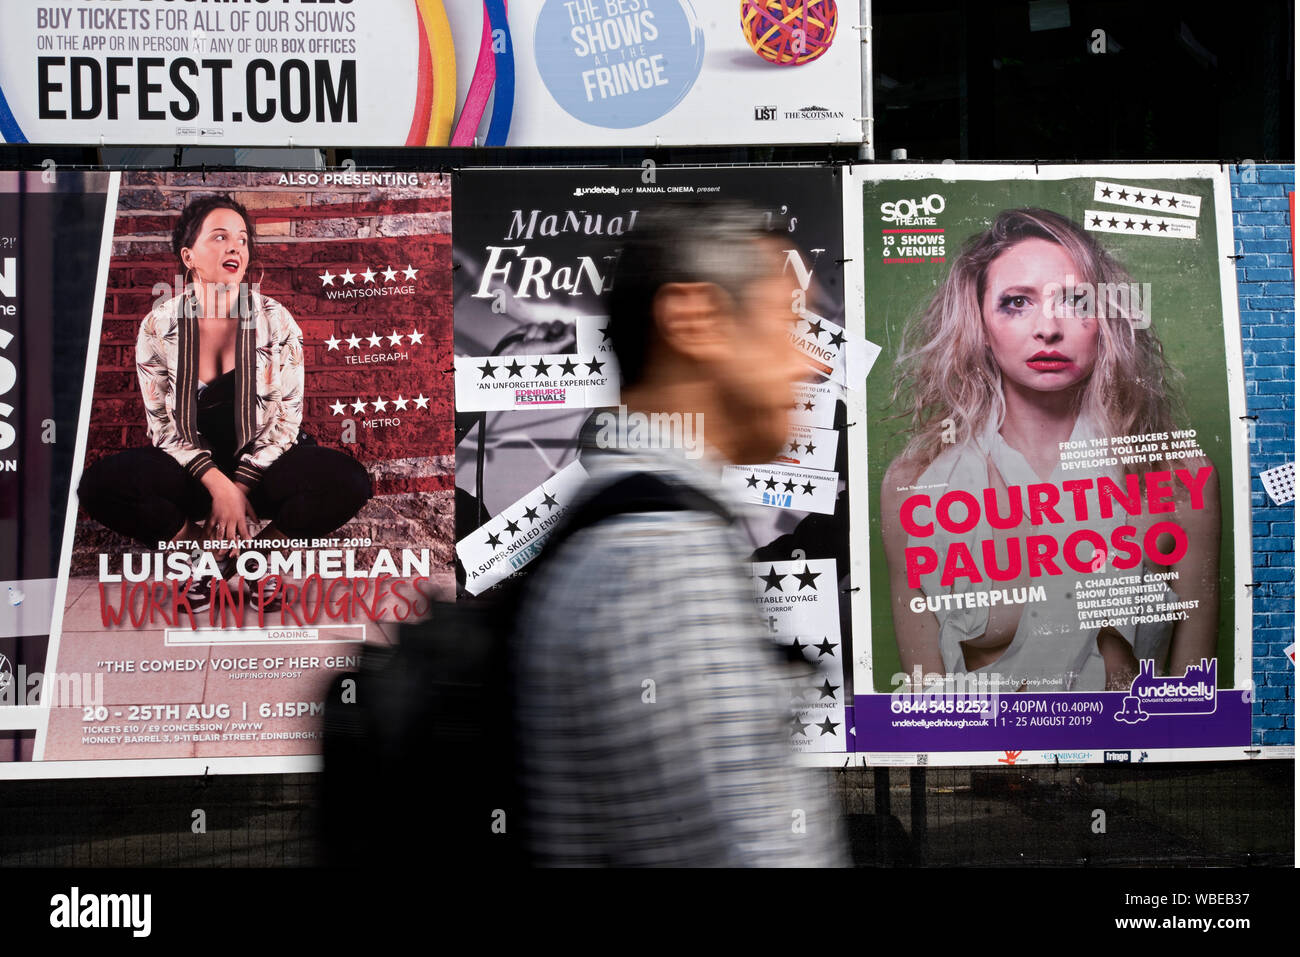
top-left (329, 394), bottom-right (430, 416)
top-left (319, 264), bottom-right (419, 286)
top-left (1084, 179), bottom-right (1201, 241)
top-left (1092, 181), bottom-right (1202, 217)
top-left (476, 355), bottom-right (605, 379)
top-left (324, 329), bottom-right (425, 351)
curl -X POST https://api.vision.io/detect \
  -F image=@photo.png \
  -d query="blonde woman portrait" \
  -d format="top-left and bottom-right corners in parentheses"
top-left (880, 208), bottom-right (1221, 693)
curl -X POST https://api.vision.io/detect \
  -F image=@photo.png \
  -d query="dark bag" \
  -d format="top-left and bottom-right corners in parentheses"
top-left (320, 471), bottom-right (730, 868)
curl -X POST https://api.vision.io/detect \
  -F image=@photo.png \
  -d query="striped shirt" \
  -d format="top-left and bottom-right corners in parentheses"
top-left (514, 443), bottom-right (848, 867)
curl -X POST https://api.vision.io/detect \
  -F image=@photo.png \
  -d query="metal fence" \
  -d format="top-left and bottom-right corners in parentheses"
top-left (0, 762), bottom-right (1291, 867)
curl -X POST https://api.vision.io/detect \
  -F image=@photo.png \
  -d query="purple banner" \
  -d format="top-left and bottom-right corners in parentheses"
top-left (855, 687), bottom-right (1251, 752)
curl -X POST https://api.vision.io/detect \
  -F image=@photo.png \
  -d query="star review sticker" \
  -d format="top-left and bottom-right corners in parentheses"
top-left (325, 335), bottom-right (341, 351)
top-left (794, 566), bottom-right (821, 590)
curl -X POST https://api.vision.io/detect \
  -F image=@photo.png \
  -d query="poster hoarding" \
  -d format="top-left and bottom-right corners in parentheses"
top-left (851, 164), bottom-right (1252, 765)
top-left (1, 163), bottom-right (1275, 776)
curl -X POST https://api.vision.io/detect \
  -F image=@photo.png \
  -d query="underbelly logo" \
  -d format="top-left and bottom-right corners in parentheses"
top-left (0, 653), bottom-right (11, 693)
top-left (534, 0), bottom-right (705, 129)
top-left (1114, 658), bottom-right (1217, 723)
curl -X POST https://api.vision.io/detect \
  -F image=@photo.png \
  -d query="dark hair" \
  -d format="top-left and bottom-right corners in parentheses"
top-left (172, 194), bottom-right (255, 265)
top-left (605, 201), bottom-right (777, 387)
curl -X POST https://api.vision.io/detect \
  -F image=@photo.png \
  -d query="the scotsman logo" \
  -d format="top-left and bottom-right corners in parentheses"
top-left (785, 104), bottom-right (846, 120)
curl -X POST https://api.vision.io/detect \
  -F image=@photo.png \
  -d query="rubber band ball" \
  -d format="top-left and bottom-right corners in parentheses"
top-left (741, 0), bottom-right (838, 66)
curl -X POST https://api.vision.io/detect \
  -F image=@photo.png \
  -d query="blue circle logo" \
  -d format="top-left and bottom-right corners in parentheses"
top-left (534, 0), bottom-right (705, 129)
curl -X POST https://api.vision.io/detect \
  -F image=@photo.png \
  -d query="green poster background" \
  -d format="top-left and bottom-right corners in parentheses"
top-left (862, 174), bottom-right (1236, 692)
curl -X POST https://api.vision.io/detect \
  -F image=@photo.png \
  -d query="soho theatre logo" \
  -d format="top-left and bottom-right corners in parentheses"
top-left (880, 193), bottom-right (946, 225)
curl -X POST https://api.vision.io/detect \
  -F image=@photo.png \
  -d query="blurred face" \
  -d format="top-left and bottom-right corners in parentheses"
top-left (980, 237), bottom-right (1099, 394)
top-left (714, 243), bottom-right (807, 463)
top-left (182, 208), bottom-right (250, 291)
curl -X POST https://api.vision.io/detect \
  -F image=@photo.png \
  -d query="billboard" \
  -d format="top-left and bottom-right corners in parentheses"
top-left (0, 1), bottom-right (861, 147)
top-left (0, 171), bottom-right (111, 762)
top-left (2, 162), bottom-right (1277, 777)
top-left (1, 170), bottom-right (455, 776)
top-left (452, 165), bottom-right (865, 757)
top-left (850, 164), bottom-right (1253, 765)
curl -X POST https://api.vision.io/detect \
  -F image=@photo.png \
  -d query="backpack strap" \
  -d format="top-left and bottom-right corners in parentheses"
top-left (540, 470), bottom-right (732, 561)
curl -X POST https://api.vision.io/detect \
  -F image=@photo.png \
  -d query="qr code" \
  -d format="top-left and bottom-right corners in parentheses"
top-left (1260, 462), bottom-right (1295, 505)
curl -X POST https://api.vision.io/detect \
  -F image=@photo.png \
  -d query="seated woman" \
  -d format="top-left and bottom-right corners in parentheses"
top-left (79, 195), bottom-right (372, 611)
top-left (880, 208), bottom-right (1220, 692)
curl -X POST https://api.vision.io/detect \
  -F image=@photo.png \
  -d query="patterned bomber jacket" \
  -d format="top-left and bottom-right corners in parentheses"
top-left (135, 291), bottom-right (305, 488)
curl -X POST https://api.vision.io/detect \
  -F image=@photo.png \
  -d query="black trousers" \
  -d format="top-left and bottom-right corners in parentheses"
top-left (78, 444), bottom-right (372, 545)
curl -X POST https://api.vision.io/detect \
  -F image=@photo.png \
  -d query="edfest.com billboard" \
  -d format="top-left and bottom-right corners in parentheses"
top-left (0, 0), bottom-right (861, 148)
top-left (0, 164), bottom-right (1286, 779)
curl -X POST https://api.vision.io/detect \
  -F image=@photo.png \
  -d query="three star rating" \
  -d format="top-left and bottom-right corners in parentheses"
top-left (319, 264), bottom-right (419, 286)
